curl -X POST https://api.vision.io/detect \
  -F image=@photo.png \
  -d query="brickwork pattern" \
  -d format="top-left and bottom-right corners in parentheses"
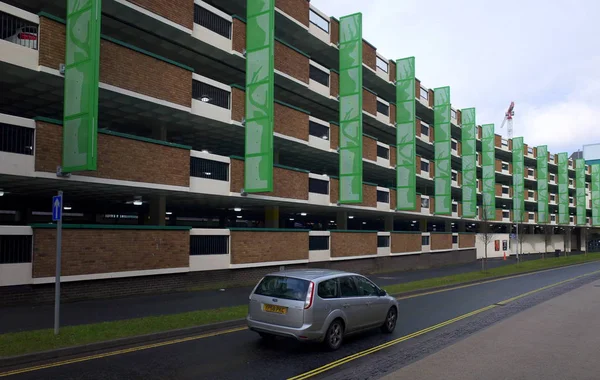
top-left (363, 136), bottom-right (377, 161)
top-left (331, 232), bottom-right (377, 257)
top-left (330, 178), bottom-right (339, 204)
top-left (230, 159), bottom-right (308, 200)
top-left (389, 61), bottom-right (396, 83)
top-left (391, 233), bottom-right (422, 253)
top-left (231, 87), bottom-right (245, 122)
top-left (275, 41), bottom-right (309, 84)
top-left (431, 233), bottom-right (452, 251)
top-left (38, 17), bottom-right (65, 70)
top-left (232, 18), bottom-right (246, 54)
top-left (330, 18), bottom-right (339, 45)
top-left (32, 229), bottom-right (189, 278)
top-left (389, 103), bottom-right (396, 125)
top-left (276, 0), bottom-right (309, 26)
top-left (34, 122), bottom-right (189, 186)
top-left (275, 103), bottom-right (309, 141)
top-left (330, 71), bottom-right (339, 98)
top-left (129, 0), bottom-right (193, 29)
top-left (459, 234), bottom-right (476, 248)
top-left (230, 231), bottom-right (309, 264)
top-left (329, 123), bottom-right (339, 150)
top-left (363, 88), bottom-right (377, 115)
top-left (362, 40), bottom-right (376, 70)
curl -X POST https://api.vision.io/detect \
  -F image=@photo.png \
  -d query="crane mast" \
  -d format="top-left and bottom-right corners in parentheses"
top-left (499, 101), bottom-right (515, 138)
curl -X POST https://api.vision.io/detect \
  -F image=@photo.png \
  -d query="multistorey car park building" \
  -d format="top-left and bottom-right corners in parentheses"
top-left (0, 0), bottom-right (599, 302)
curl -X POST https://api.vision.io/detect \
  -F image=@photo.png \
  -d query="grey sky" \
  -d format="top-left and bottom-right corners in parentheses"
top-left (311, 0), bottom-right (600, 155)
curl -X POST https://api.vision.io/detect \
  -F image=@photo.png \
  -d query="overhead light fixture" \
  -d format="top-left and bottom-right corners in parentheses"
top-left (166, 211), bottom-right (173, 215)
top-left (330, 220), bottom-right (335, 223)
top-left (133, 200), bottom-right (143, 206)
top-left (349, 216), bottom-right (354, 219)
top-left (204, 172), bottom-right (212, 176)
top-left (300, 212), bottom-right (307, 216)
top-left (201, 149), bottom-right (209, 153)
top-left (0, 190), bottom-right (4, 197)
top-left (200, 96), bottom-right (211, 103)
top-left (289, 218), bottom-right (294, 221)
top-left (322, 135), bottom-right (328, 140)
top-left (63, 206), bottom-right (72, 211)
top-left (362, 221), bottom-right (366, 224)
top-left (237, 215), bottom-right (242, 219)
top-left (412, 220), bottom-right (417, 223)
top-left (234, 207), bottom-right (242, 212)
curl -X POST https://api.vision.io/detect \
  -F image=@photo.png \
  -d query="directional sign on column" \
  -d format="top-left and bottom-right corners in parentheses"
top-left (52, 194), bottom-right (63, 221)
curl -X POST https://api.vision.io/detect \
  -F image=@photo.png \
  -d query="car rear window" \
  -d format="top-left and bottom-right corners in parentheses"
top-left (254, 276), bottom-right (309, 301)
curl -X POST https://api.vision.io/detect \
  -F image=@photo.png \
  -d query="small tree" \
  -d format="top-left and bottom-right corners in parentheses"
top-left (477, 203), bottom-right (496, 272)
top-left (564, 226), bottom-right (572, 257)
top-left (541, 223), bottom-right (554, 259)
top-left (517, 223), bottom-right (527, 262)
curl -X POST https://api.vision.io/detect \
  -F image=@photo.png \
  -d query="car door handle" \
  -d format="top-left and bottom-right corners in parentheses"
top-left (343, 303), bottom-right (350, 308)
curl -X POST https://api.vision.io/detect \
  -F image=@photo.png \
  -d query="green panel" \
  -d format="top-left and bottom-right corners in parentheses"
top-left (576, 158), bottom-right (586, 225)
top-left (395, 57), bottom-right (416, 210)
top-left (512, 137), bottom-right (525, 222)
top-left (244, 0), bottom-right (275, 193)
top-left (481, 124), bottom-right (496, 220)
top-left (557, 152), bottom-right (569, 224)
top-left (338, 13), bottom-right (363, 203)
top-left (434, 87), bottom-right (451, 215)
top-left (62, 0), bottom-right (102, 172)
top-left (461, 108), bottom-right (477, 218)
top-left (537, 145), bottom-right (549, 223)
top-left (593, 164), bottom-right (600, 226)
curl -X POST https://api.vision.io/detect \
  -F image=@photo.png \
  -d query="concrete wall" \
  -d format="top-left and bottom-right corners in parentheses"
top-left (477, 233), bottom-right (568, 258)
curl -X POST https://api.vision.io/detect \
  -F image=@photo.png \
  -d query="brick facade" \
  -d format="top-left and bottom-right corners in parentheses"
top-left (276, 0), bottom-right (309, 26)
top-left (275, 41), bottom-right (309, 84)
top-left (431, 233), bottom-right (452, 251)
top-left (231, 87), bottom-right (245, 122)
top-left (362, 40), bottom-right (376, 70)
top-left (363, 135), bottom-right (377, 161)
top-left (275, 103), bottom-right (309, 141)
top-left (32, 228), bottom-right (189, 278)
top-left (230, 230), bottom-right (309, 264)
top-left (34, 122), bottom-right (190, 185)
top-left (391, 233), bottom-right (422, 253)
top-left (331, 232), bottom-right (377, 257)
top-left (459, 234), bottom-right (476, 248)
top-left (230, 159), bottom-right (309, 200)
top-left (363, 88), bottom-right (377, 115)
top-left (330, 178), bottom-right (339, 204)
top-left (330, 18), bottom-right (339, 45)
top-left (232, 18), bottom-right (246, 54)
top-left (129, 0), bottom-right (193, 29)
top-left (329, 123), bottom-right (339, 150)
top-left (39, 17), bottom-right (192, 107)
top-left (362, 184), bottom-right (377, 208)
top-left (389, 103), bottom-right (396, 125)
top-left (389, 61), bottom-right (396, 83)
top-left (330, 71), bottom-right (339, 98)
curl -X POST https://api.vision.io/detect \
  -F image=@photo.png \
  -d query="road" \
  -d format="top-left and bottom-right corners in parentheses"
top-left (2, 260), bottom-right (599, 379)
top-left (0, 255), bottom-right (543, 333)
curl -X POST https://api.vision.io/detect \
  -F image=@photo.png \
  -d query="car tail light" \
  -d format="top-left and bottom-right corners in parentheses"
top-left (18, 33), bottom-right (37, 40)
top-left (304, 281), bottom-right (315, 309)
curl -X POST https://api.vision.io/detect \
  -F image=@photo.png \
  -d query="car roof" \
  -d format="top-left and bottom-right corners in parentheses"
top-left (264, 269), bottom-right (359, 281)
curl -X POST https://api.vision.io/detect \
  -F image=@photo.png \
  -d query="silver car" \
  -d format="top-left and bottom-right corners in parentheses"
top-left (247, 269), bottom-right (398, 350)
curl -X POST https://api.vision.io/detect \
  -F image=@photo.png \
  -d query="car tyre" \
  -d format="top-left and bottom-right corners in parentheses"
top-left (381, 307), bottom-right (397, 333)
top-left (324, 320), bottom-right (344, 351)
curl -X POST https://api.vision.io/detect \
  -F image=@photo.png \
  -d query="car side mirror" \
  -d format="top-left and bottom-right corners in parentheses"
top-left (378, 289), bottom-right (387, 297)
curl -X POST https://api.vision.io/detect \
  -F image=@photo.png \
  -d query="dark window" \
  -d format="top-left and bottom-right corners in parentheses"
top-left (309, 236), bottom-right (329, 251)
top-left (339, 276), bottom-right (359, 297)
top-left (0, 235), bottom-right (32, 264)
top-left (452, 235), bottom-right (458, 244)
top-left (318, 279), bottom-right (338, 299)
top-left (502, 162), bottom-right (509, 171)
top-left (502, 187), bottom-right (509, 194)
top-left (422, 236), bottom-right (430, 245)
top-left (192, 81), bottom-right (230, 109)
top-left (376, 57), bottom-right (388, 73)
top-left (309, 65), bottom-right (329, 87)
top-left (309, 121), bottom-right (329, 140)
top-left (503, 211), bottom-right (510, 219)
top-left (421, 124), bottom-right (429, 136)
top-left (0, 13), bottom-right (38, 50)
top-left (254, 276), bottom-right (309, 301)
top-left (528, 191), bottom-right (534, 198)
top-left (377, 235), bottom-right (390, 248)
top-left (355, 276), bottom-right (378, 296)
top-left (421, 161), bottom-right (430, 172)
top-left (193, 5), bottom-right (232, 38)
top-left (377, 190), bottom-right (389, 203)
top-left (529, 213), bottom-right (535, 220)
top-left (377, 145), bottom-right (389, 159)
top-left (309, 178), bottom-right (329, 194)
top-left (0, 123), bottom-right (34, 155)
top-left (551, 214), bottom-right (556, 221)
top-left (451, 140), bottom-right (457, 150)
top-left (190, 157), bottom-right (229, 181)
top-left (190, 235), bottom-right (228, 255)
top-left (452, 203), bottom-right (458, 212)
top-left (309, 9), bottom-right (329, 32)
top-left (452, 172), bottom-right (457, 181)
top-left (377, 101), bottom-right (389, 116)
top-left (528, 168), bottom-right (534, 176)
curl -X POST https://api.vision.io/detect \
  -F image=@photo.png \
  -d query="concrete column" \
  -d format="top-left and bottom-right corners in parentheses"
top-left (152, 125), bottom-right (167, 141)
top-left (264, 206), bottom-right (279, 228)
top-left (581, 228), bottom-right (587, 252)
top-left (458, 221), bottom-right (466, 232)
top-left (384, 215), bottom-right (394, 231)
top-left (444, 220), bottom-right (453, 232)
top-left (419, 219), bottom-right (428, 232)
top-left (148, 195), bottom-right (166, 226)
top-left (336, 211), bottom-right (348, 230)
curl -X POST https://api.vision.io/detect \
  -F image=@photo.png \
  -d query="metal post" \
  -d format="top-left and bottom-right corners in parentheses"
top-left (516, 224), bottom-right (520, 263)
top-left (54, 190), bottom-right (63, 335)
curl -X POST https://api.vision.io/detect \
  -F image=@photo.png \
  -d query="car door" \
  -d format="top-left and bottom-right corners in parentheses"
top-left (354, 276), bottom-right (388, 327)
top-left (337, 275), bottom-right (363, 332)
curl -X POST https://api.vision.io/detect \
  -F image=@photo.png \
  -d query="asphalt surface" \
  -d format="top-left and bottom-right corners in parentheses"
top-left (0, 255), bottom-right (548, 334)
top-left (4, 259), bottom-right (600, 380)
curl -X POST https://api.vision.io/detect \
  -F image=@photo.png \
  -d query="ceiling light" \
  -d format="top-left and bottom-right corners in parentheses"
top-left (166, 211), bottom-right (173, 215)
top-left (204, 172), bottom-right (212, 176)
top-left (330, 220), bottom-right (335, 223)
top-left (349, 216), bottom-right (354, 219)
top-left (289, 218), bottom-right (294, 221)
top-left (362, 221), bottom-right (366, 224)
top-left (201, 149), bottom-right (209, 153)
top-left (133, 200), bottom-right (143, 206)
top-left (300, 212), bottom-right (307, 216)
top-left (63, 206), bottom-right (72, 211)
top-left (0, 190), bottom-right (3, 197)
top-left (200, 96), bottom-right (211, 103)
top-left (237, 215), bottom-right (242, 219)
top-left (322, 135), bottom-right (329, 140)
top-left (412, 220), bottom-right (417, 223)
top-left (234, 208), bottom-right (242, 212)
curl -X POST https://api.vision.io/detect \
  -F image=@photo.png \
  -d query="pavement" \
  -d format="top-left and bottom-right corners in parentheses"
top-left (0, 254), bottom-right (548, 334)
top-left (382, 277), bottom-right (600, 380)
top-left (3, 258), bottom-right (599, 379)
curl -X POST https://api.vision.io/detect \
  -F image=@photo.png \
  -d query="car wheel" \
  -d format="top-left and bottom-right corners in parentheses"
top-left (259, 332), bottom-right (276, 341)
top-left (381, 307), bottom-right (397, 333)
top-left (324, 320), bottom-right (344, 351)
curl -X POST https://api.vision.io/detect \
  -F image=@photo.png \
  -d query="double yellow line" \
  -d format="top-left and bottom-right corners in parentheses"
top-left (287, 268), bottom-right (600, 380)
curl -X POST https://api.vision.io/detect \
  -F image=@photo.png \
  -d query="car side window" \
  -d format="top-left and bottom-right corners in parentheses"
top-left (339, 276), bottom-right (359, 298)
top-left (317, 279), bottom-right (339, 299)
top-left (355, 276), bottom-right (379, 297)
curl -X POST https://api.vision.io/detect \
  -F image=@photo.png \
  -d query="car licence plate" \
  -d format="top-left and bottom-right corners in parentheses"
top-left (264, 304), bottom-right (288, 314)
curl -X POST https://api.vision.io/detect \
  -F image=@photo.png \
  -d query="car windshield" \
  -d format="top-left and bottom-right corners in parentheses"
top-left (254, 276), bottom-right (309, 301)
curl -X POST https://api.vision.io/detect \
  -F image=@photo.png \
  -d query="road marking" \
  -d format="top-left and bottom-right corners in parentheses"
top-left (0, 326), bottom-right (247, 378)
top-left (288, 268), bottom-right (600, 380)
top-left (395, 260), bottom-right (600, 301)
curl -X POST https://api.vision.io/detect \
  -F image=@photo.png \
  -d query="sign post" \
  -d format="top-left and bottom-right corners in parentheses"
top-left (52, 191), bottom-right (63, 335)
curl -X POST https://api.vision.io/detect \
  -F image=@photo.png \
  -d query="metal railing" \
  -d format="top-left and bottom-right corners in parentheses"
top-left (0, 12), bottom-right (38, 50)
top-left (190, 235), bottom-right (228, 255)
top-left (193, 5), bottom-right (231, 39)
top-left (190, 157), bottom-right (229, 181)
top-left (309, 236), bottom-right (329, 251)
top-left (0, 235), bottom-right (32, 264)
top-left (192, 80), bottom-right (231, 109)
top-left (0, 123), bottom-right (34, 155)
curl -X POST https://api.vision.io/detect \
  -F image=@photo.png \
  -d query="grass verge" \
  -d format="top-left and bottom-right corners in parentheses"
top-left (0, 305), bottom-right (247, 358)
top-left (2, 253), bottom-right (599, 358)
top-left (382, 252), bottom-right (600, 295)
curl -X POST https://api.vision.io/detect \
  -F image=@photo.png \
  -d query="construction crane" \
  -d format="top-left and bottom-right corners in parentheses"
top-left (499, 101), bottom-right (515, 138)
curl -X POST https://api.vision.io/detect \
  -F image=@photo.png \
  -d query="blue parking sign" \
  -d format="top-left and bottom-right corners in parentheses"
top-left (52, 195), bottom-right (62, 221)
